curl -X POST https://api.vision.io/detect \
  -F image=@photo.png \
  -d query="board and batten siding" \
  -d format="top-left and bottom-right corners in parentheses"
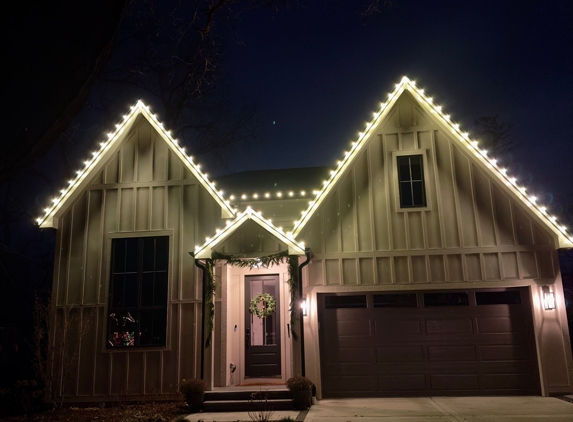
top-left (299, 94), bottom-right (557, 287)
top-left (50, 116), bottom-right (224, 399)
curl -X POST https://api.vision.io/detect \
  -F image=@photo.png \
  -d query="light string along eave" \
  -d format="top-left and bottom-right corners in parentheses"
top-left (36, 100), bottom-right (236, 227)
top-left (289, 77), bottom-right (572, 245)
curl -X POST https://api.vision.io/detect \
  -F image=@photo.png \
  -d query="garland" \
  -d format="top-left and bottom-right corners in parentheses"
top-left (249, 293), bottom-right (277, 318)
top-left (196, 250), bottom-right (301, 348)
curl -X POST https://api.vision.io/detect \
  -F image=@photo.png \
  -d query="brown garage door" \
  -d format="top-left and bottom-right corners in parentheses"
top-left (318, 288), bottom-right (540, 397)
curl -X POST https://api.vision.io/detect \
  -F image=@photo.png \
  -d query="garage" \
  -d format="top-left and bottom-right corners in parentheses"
top-left (318, 288), bottom-right (540, 397)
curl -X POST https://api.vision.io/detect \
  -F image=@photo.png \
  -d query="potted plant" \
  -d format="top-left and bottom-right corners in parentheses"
top-left (180, 378), bottom-right (206, 412)
top-left (286, 375), bottom-right (313, 409)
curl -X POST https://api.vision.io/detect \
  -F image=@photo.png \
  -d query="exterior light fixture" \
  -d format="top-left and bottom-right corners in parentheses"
top-left (542, 286), bottom-right (556, 310)
top-left (300, 297), bottom-right (308, 316)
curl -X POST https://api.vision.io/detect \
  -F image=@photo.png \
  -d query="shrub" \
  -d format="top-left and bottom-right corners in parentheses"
top-left (179, 378), bottom-right (206, 395)
top-left (286, 375), bottom-right (313, 391)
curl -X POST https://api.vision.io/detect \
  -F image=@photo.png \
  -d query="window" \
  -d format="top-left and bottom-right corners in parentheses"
top-left (424, 292), bottom-right (469, 307)
top-left (324, 295), bottom-right (367, 309)
top-left (397, 155), bottom-right (426, 208)
top-left (476, 290), bottom-right (521, 305)
top-left (108, 236), bottom-right (168, 348)
top-left (374, 293), bottom-right (418, 308)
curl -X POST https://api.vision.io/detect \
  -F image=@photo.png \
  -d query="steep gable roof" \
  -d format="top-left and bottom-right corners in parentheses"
top-left (36, 101), bottom-right (235, 228)
top-left (194, 207), bottom-right (305, 258)
top-left (291, 76), bottom-right (573, 248)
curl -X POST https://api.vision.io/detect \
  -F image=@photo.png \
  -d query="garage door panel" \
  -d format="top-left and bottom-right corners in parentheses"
top-left (324, 346), bottom-right (375, 363)
top-left (481, 360), bottom-right (536, 374)
top-left (374, 319), bottom-right (422, 337)
top-left (323, 363), bottom-right (375, 375)
top-left (482, 373), bottom-right (535, 389)
top-left (333, 319), bottom-right (371, 337)
top-left (430, 374), bottom-right (480, 390)
top-left (378, 374), bottom-right (426, 391)
top-left (425, 317), bottom-right (474, 334)
top-left (428, 345), bottom-right (477, 362)
top-left (324, 375), bottom-right (377, 392)
top-left (477, 316), bottom-right (527, 333)
top-left (480, 345), bottom-right (531, 361)
top-left (376, 346), bottom-right (424, 362)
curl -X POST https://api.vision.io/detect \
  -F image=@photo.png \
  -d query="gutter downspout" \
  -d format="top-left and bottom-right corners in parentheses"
top-left (194, 257), bottom-right (207, 380)
top-left (298, 248), bottom-right (312, 376)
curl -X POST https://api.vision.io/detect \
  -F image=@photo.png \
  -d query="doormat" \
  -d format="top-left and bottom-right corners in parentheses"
top-left (236, 382), bottom-right (286, 386)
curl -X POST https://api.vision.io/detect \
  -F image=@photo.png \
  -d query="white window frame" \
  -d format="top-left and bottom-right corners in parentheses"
top-left (392, 149), bottom-right (431, 212)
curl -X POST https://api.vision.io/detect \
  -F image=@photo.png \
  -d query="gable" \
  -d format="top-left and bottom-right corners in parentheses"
top-left (293, 77), bottom-right (573, 249)
top-left (194, 207), bottom-right (305, 258)
top-left (36, 101), bottom-right (235, 229)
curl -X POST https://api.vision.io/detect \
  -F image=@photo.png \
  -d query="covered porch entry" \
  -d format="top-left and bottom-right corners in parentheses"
top-left (193, 208), bottom-right (308, 390)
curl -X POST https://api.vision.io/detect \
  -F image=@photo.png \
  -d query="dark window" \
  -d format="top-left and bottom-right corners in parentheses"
top-left (374, 294), bottom-right (418, 307)
top-left (324, 295), bottom-right (367, 309)
top-left (397, 155), bottom-right (426, 208)
top-left (476, 290), bottom-right (521, 305)
top-left (108, 236), bottom-right (169, 348)
top-left (424, 292), bottom-right (469, 307)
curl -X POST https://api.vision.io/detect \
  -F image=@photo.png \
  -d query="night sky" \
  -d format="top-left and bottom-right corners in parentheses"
top-left (3, 0), bottom-right (573, 251)
top-left (220, 0), bottom-right (573, 214)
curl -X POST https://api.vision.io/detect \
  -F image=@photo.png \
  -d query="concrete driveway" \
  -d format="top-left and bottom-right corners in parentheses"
top-left (305, 396), bottom-right (573, 422)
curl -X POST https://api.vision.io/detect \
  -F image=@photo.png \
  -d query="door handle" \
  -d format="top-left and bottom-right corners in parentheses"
top-left (246, 328), bottom-right (250, 348)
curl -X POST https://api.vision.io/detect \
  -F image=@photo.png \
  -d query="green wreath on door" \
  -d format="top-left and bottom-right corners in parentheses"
top-left (249, 293), bottom-right (277, 318)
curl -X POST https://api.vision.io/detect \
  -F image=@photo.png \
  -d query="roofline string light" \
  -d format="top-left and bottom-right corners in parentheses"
top-left (290, 76), bottom-right (573, 247)
top-left (194, 206), bottom-right (305, 258)
top-left (36, 100), bottom-right (236, 228)
top-left (229, 191), bottom-right (307, 201)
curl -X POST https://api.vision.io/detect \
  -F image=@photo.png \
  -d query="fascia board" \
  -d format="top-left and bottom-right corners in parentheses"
top-left (37, 101), bottom-right (235, 229)
top-left (194, 207), bottom-right (305, 259)
top-left (291, 76), bottom-right (573, 249)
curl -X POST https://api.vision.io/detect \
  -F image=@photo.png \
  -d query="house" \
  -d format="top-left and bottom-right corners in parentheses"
top-left (37, 77), bottom-right (573, 401)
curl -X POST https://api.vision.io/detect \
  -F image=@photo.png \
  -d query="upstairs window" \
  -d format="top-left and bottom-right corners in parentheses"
top-left (108, 236), bottom-right (169, 348)
top-left (397, 155), bottom-right (426, 208)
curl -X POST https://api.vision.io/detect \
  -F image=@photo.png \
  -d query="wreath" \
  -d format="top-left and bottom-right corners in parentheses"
top-left (249, 293), bottom-right (277, 318)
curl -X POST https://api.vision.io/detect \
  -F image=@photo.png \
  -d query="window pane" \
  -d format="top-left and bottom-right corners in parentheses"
top-left (410, 156), bottom-right (423, 180)
top-left (324, 295), bottom-right (367, 309)
top-left (154, 272), bottom-right (168, 307)
top-left (141, 273), bottom-right (154, 307)
top-left (476, 290), bottom-right (521, 305)
top-left (156, 237), bottom-right (169, 271)
top-left (400, 182), bottom-right (413, 207)
top-left (113, 240), bottom-right (126, 273)
top-left (139, 311), bottom-right (166, 346)
top-left (112, 275), bottom-right (125, 308)
top-left (142, 238), bottom-right (155, 272)
top-left (398, 157), bottom-right (411, 182)
top-left (374, 293), bottom-right (418, 307)
top-left (125, 238), bottom-right (139, 272)
top-left (123, 274), bottom-right (139, 308)
top-left (108, 311), bottom-right (136, 347)
top-left (412, 181), bottom-right (426, 206)
top-left (424, 292), bottom-right (469, 306)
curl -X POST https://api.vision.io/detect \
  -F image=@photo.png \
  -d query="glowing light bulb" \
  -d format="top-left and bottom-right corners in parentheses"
top-left (253, 194), bottom-right (258, 199)
top-left (301, 191), bottom-right (306, 196)
top-left (265, 193), bottom-right (270, 198)
top-left (288, 192), bottom-right (294, 197)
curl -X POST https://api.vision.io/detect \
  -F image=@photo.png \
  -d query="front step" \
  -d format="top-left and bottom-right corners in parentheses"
top-left (202, 389), bottom-right (294, 412)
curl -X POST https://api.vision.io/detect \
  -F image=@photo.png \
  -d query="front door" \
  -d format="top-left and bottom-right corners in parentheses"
top-left (244, 275), bottom-right (281, 377)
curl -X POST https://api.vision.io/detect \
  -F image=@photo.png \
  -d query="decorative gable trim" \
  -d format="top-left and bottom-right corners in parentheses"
top-left (291, 77), bottom-right (573, 248)
top-left (194, 207), bottom-right (305, 258)
top-left (37, 101), bottom-right (236, 229)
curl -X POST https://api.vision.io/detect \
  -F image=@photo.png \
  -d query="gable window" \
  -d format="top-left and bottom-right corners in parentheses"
top-left (397, 155), bottom-right (426, 208)
top-left (108, 236), bottom-right (169, 348)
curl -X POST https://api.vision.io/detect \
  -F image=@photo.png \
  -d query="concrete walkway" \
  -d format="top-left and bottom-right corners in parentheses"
top-left (305, 397), bottom-right (573, 422)
top-left (184, 396), bottom-right (573, 422)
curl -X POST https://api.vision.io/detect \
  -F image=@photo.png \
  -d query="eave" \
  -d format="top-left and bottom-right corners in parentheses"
top-left (37, 100), bottom-right (236, 229)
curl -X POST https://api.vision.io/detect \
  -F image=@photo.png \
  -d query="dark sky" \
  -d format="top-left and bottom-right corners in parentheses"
top-left (220, 0), bottom-right (573, 212)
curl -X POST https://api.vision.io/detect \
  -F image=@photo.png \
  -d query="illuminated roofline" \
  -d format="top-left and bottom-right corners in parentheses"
top-left (290, 76), bottom-right (573, 248)
top-left (194, 206), bottom-right (306, 259)
top-left (36, 100), bottom-right (236, 228)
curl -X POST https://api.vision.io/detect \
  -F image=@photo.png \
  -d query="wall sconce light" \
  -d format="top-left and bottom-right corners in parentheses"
top-left (300, 297), bottom-right (308, 316)
top-left (542, 286), bottom-right (556, 310)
